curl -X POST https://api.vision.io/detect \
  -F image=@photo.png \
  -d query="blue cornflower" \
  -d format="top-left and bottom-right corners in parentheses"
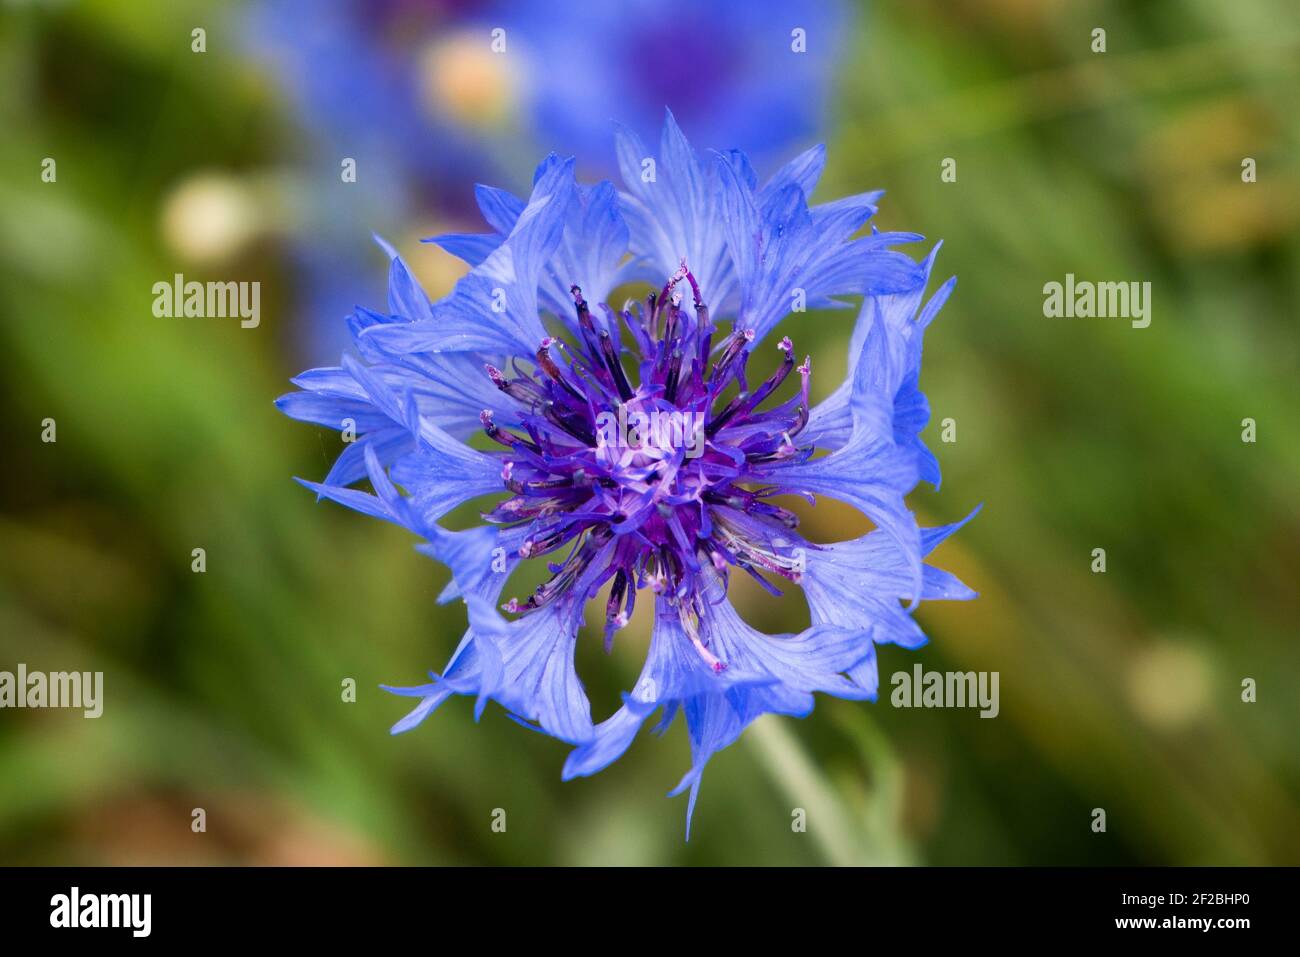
top-left (278, 114), bottom-right (977, 834)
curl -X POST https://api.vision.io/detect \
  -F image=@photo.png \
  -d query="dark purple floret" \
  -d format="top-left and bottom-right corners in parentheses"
top-left (481, 263), bottom-right (814, 667)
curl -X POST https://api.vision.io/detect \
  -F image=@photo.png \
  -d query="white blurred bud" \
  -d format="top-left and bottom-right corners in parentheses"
top-left (160, 171), bottom-right (260, 264)
top-left (1126, 639), bottom-right (1212, 731)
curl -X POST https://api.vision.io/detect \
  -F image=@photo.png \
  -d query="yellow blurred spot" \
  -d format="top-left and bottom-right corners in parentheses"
top-left (1138, 96), bottom-right (1299, 252)
top-left (1126, 639), bottom-right (1212, 731)
top-left (401, 222), bottom-right (471, 300)
top-left (159, 171), bottom-right (260, 264)
top-left (419, 32), bottom-right (515, 130)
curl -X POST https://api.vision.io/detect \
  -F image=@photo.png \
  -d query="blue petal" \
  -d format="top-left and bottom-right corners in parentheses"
top-left (383, 249), bottom-right (435, 322)
top-left (421, 522), bottom-right (528, 606)
top-left (424, 231), bottom-right (500, 268)
top-left (762, 435), bottom-right (922, 607)
top-left (371, 394), bottom-right (505, 524)
top-left (474, 183), bottom-right (526, 235)
top-left (758, 143), bottom-right (826, 207)
top-left (323, 427), bottom-right (412, 488)
top-left (801, 508), bottom-right (981, 695)
top-left (805, 243), bottom-right (954, 479)
top-left (389, 448), bottom-right (502, 526)
top-left (568, 570), bottom-right (873, 834)
top-left (274, 391), bottom-right (392, 433)
top-left (363, 159), bottom-right (577, 357)
top-left (616, 111), bottom-right (735, 308)
top-left (670, 693), bottom-right (749, 841)
top-left (537, 179), bottom-right (631, 327)
top-left (383, 626), bottom-right (502, 732)
top-left (465, 597), bottom-right (595, 744)
top-left (562, 591), bottom-right (774, 781)
top-left (294, 476), bottom-right (396, 525)
top-left (717, 152), bottom-right (926, 345)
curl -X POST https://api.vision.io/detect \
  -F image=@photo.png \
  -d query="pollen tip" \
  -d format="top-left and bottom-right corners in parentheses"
top-left (778, 336), bottom-right (793, 353)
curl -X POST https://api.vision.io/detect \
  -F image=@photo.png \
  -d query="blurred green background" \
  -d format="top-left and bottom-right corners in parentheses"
top-left (1, 0), bottom-right (1297, 866)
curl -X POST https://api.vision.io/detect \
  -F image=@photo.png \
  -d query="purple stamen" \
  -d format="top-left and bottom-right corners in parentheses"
top-left (476, 264), bottom-right (815, 646)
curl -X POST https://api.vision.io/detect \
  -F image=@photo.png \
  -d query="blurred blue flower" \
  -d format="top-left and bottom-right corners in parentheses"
top-left (248, 0), bottom-right (502, 206)
top-left (247, 0), bottom-right (510, 361)
top-left (252, 0), bottom-right (850, 177)
top-left (277, 114), bottom-right (976, 834)
top-left (509, 0), bottom-right (851, 169)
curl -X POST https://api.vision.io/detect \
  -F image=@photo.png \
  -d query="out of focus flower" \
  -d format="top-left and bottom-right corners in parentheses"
top-left (247, 1), bottom-right (509, 361)
top-left (248, 0), bottom-right (502, 204)
top-left (160, 172), bottom-right (263, 265)
top-left (277, 115), bottom-right (977, 833)
top-left (511, 0), bottom-right (850, 169)
top-left (251, 0), bottom-right (849, 176)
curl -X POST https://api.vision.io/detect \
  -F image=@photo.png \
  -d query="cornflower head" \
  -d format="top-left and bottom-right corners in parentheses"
top-left (278, 113), bottom-right (978, 835)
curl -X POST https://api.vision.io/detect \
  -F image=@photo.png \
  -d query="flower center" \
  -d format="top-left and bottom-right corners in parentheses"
top-left (480, 264), bottom-right (814, 652)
